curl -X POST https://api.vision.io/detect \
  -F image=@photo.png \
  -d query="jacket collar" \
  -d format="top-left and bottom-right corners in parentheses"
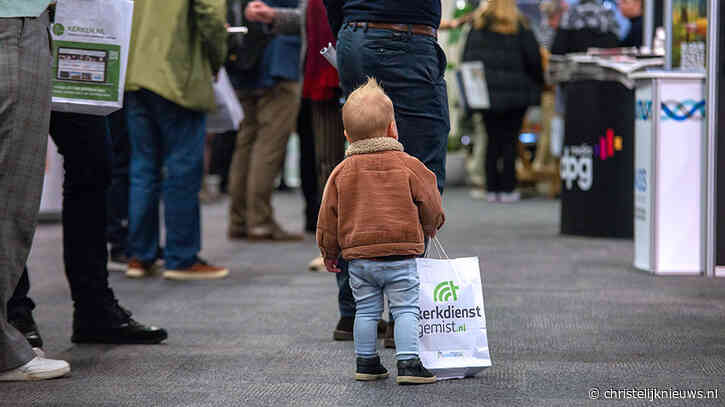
top-left (345, 137), bottom-right (404, 157)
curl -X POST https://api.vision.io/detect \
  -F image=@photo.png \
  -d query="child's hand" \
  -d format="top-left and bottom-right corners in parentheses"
top-left (324, 258), bottom-right (341, 273)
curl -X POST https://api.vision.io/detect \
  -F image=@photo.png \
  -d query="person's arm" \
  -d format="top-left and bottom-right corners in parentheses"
top-left (408, 158), bottom-right (445, 237)
top-left (268, 6), bottom-right (303, 35)
top-left (521, 28), bottom-right (544, 86)
top-left (243, 0), bottom-right (302, 35)
top-left (316, 169), bottom-right (342, 262)
top-left (322, 0), bottom-right (343, 41)
top-left (193, 0), bottom-right (228, 74)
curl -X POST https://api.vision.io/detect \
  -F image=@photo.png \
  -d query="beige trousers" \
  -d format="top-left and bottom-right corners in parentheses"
top-left (228, 81), bottom-right (301, 234)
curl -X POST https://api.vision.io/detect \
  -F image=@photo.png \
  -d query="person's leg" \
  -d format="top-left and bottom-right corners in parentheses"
top-left (154, 94), bottom-right (205, 270)
top-left (106, 108), bottom-right (130, 262)
top-left (334, 258), bottom-right (356, 340)
top-left (381, 259), bottom-right (420, 360)
top-left (482, 111), bottom-right (503, 193)
top-left (126, 92), bottom-right (163, 265)
top-left (0, 12), bottom-right (65, 376)
top-left (337, 27), bottom-right (449, 193)
top-left (501, 109), bottom-right (527, 193)
top-left (246, 81), bottom-right (302, 236)
top-left (227, 93), bottom-right (259, 237)
top-left (49, 112), bottom-right (118, 310)
top-left (209, 130), bottom-right (237, 194)
top-left (348, 260), bottom-right (384, 358)
top-left (6, 267), bottom-right (42, 348)
top-left (310, 98), bottom-right (345, 194)
top-left (297, 98), bottom-right (318, 232)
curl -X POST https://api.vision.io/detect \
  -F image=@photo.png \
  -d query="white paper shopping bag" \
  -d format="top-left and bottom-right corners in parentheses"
top-left (417, 239), bottom-right (492, 380)
top-left (207, 68), bottom-right (245, 134)
top-left (51, 0), bottom-right (134, 116)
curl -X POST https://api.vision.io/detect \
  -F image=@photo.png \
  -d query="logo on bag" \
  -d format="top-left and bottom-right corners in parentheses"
top-left (53, 24), bottom-right (65, 36)
top-left (434, 281), bottom-right (460, 302)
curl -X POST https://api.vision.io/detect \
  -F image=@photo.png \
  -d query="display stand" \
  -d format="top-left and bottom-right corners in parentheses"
top-left (631, 71), bottom-right (706, 275)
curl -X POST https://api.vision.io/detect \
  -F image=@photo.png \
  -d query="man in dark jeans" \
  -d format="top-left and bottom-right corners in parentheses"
top-left (7, 112), bottom-right (167, 347)
top-left (323, 0), bottom-right (450, 346)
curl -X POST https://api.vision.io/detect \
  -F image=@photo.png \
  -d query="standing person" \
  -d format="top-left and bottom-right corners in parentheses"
top-left (8, 113), bottom-right (169, 349)
top-left (619, 0), bottom-right (643, 48)
top-left (551, 0), bottom-right (620, 54)
top-left (125, 0), bottom-right (230, 280)
top-left (323, 0), bottom-right (450, 345)
top-left (317, 78), bottom-right (445, 384)
top-left (226, 0), bottom-right (305, 242)
top-left (0, 2), bottom-right (69, 381)
top-left (462, 0), bottom-right (544, 203)
top-left (245, 0), bottom-right (346, 268)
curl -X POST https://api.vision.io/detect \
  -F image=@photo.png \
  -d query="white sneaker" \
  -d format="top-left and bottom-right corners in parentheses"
top-left (32, 348), bottom-right (45, 358)
top-left (469, 189), bottom-right (486, 200)
top-left (308, 256), bottom-right (325, 272)
top-left (499, 191), bottom-right (521, 203)
top-left (0, 357), bottom-right (70, 381)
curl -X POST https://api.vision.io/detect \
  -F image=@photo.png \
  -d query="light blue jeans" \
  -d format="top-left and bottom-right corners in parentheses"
top-left (348, 259), bottom-right (420, 360)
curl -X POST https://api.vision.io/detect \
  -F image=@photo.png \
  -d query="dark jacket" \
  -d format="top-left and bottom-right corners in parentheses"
top-left (620, 16), bottom-right (643, 48)
top-left (462, 21), bottom-right (543, 112)
top-left (550, 0), bottom-right (620, 54)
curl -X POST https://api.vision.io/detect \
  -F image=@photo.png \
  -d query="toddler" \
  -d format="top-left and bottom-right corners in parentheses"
top-left (316, 78), bottom-right (445, 385)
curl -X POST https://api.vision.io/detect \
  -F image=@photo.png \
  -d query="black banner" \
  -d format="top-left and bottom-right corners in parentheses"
top-left (715, 3), bottom-right (725, 265)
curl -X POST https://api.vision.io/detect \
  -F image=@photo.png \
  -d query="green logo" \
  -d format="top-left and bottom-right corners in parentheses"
top-left (53, 24), bottom-right (65, 36)
top-left (433, 281), bottom-right (459, 302)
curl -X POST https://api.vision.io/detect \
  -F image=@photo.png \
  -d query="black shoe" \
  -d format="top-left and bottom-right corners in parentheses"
top-left (396, 357), bottom-right (436, 385)
top-left (383, 320), bottom-right (395, 348)
top-left (355, 356), bottom-right (389, 381)
top-left (333, 316), bottom-right (354, 341)
top-left (71, 303), bottom-right (167, 345)
top-left (8, 314), bottom-right (43, 348)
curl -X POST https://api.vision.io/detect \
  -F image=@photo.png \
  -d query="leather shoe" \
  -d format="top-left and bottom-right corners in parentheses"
top-left (248, 224), bottom-right (303, 242)
top-left (8, 314), bottom-right (43, 348)
top-left (72, 305), bottom-right (167, 345)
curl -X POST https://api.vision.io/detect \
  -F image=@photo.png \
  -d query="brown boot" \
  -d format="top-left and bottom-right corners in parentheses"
top-left (383, 320), bottom-right (395, 348)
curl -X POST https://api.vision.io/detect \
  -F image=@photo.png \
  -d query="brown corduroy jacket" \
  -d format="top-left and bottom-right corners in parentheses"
top-left (316, 137), bottom-right (445, 260)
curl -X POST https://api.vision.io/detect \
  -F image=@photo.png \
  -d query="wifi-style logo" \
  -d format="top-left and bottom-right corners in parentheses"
top-left (433, 281), bottom-right (460, 302)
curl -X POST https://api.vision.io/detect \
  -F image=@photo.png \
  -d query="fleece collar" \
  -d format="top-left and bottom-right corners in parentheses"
top-left (345, 137), bottom-right (404, 157)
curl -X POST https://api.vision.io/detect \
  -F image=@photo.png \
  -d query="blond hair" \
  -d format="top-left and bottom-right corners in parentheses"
top-left (473, 0), bottom-right (526, 34)
top-left (342, 77), bottom-right (395, 142)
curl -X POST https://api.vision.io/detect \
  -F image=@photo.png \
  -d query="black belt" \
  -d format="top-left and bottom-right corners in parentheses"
top-left (346, 22), bottom-right (437, 39)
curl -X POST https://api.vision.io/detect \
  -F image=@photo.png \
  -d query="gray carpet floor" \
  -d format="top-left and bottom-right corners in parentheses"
top-left (2, 188), bottom-right (724, 406)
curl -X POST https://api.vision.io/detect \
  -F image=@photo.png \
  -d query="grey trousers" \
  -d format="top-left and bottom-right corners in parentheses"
top-left (0, 11), bottom-right (52, 371)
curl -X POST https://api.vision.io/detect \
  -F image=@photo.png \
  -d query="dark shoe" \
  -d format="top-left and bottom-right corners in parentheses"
top-left (8, 314), bottom-right (43, 348)
top-left (383, 320), bottom-right (395, 348)
top-left (355, 356), bottom-right (389, 381)
top-left (72, 304), bottom-right (167, 345)
top-left (333, 316), bottom-right (354, 341)
top-left (396, 357), bottom-right (436, 385)
top-left (377, 320), bottom-right (388, 339)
